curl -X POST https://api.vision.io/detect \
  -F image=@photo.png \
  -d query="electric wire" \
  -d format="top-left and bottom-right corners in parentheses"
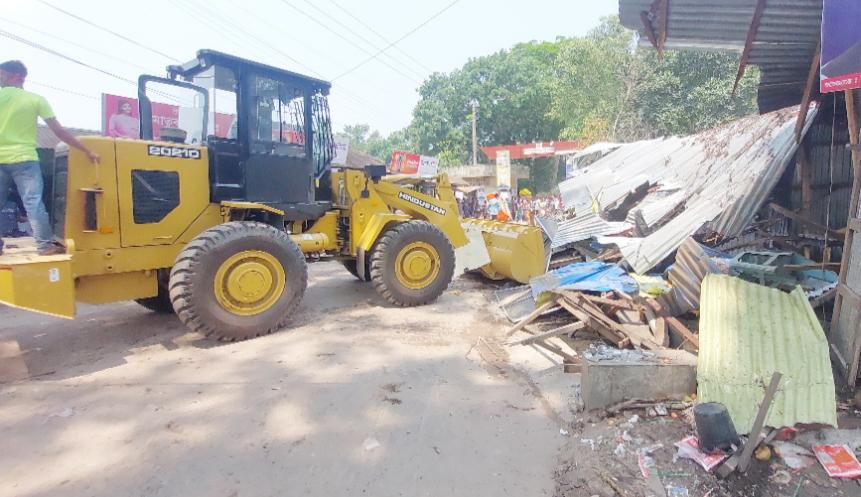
top-left (37, 0), bottom-right (181, 63)
top-left (332, 0), bottom-right (462, 81)
top-left (0, 15), bottom-right (152, 73)
top-left (276, 0), bottom-right (421, 84)
top-left (299, 0), bottom-right (426, 80)
top-left (325, 0), bottom-right (435, 74)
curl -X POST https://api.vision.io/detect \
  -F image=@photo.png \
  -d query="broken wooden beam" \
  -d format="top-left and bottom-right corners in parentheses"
top-left (509, 322), bottom-right (586, 346)
top-left (666, 317), bottom-right (699, 351)
top-left (738, 372), bottom-right (783, 473)
top-left (505, 300), bottom-right (554, 337)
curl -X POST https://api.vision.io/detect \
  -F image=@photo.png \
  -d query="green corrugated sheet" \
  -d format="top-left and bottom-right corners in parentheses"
top-left (698, 275), bottom-right (837, 433)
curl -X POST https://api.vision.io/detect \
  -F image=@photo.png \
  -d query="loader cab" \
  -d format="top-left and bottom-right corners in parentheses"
top-left (138, 50), bottom-right (335, 221)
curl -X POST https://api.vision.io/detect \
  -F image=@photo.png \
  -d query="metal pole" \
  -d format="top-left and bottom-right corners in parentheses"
top-left (471, 100), bottom-right (478, 165)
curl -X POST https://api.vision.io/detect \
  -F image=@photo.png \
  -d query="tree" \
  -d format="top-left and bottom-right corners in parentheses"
top-left (345, 16), bottom-right (760, 191)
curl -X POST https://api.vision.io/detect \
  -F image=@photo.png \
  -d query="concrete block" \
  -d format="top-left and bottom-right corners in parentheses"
top-left (581, 348), bottom-right (697, 411)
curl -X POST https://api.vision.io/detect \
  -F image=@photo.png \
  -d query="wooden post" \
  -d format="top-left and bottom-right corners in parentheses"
top-left (799, 146), bottom-right (813, 220)
top-left (832, 88), bottom-right (861, 385)
top-left (732, 0), bottom-right (767, 96)
top-left (795, 42), bottom-right (821, 143)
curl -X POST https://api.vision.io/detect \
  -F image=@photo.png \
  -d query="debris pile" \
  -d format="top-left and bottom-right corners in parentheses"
top-left (498, 105), bottom-right (861, 494)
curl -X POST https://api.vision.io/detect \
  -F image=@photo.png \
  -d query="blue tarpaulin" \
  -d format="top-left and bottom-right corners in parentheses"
top-left (529, 261), bottom-right (639, 300)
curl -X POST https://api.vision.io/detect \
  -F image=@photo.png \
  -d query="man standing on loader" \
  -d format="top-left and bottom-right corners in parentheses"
top-left (0, 60), bottom-right (100, 255)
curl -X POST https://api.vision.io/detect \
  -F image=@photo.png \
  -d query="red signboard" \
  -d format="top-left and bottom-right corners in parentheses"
top-left (101, 94), bottom-right (235, 140)
top-left (820, 0), bottom-right (861, 93)
top-left (480, 140), bottom-right (583, 161)
top-left (390, 150), bottom-right (421, 174)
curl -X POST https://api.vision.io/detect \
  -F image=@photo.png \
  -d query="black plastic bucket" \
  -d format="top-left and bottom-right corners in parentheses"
top-left (694, 402), bottom-right (740, 453)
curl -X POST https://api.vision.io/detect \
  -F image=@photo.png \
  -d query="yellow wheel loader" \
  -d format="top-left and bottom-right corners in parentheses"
top-left (0, 51), bottom-right (547, 341)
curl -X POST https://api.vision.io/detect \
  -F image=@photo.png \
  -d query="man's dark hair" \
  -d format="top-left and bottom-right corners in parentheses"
top-left (0, 60), bottom-right (27, 77)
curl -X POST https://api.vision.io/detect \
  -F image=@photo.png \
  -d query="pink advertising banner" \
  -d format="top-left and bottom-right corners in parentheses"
top-left (101, 94), bottom-right (234, 140)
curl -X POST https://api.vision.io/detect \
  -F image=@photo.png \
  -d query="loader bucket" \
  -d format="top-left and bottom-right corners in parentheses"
top-left (462, 218), bottom-right (547, 284)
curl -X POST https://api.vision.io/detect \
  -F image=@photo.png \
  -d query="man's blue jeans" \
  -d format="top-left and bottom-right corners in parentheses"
top-left (0, 161), bottom-right (54, 251)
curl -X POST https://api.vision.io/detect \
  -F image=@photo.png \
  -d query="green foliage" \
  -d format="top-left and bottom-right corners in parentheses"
top-left (338, 16), bottom-right (760, 191)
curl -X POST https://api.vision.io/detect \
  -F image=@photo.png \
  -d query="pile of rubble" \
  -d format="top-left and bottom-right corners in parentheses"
top-left (499, 105), bottom-right (861, 492)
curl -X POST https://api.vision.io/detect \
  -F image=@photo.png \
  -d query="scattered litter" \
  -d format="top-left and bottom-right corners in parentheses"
top-left (772, 441), bottom-right (816, 469)
top-left (666, 486), bottom-right (689, 497)
top-left (655, 405), bottom-right (668, 416)
top-left (813, 444), bottom-right (861, 478)
top-left (581, 438), bottom-right (596, 450)
top-left (628, 414), bottom-right (640, 425)
top-left (613, 443), bottom-right (627, 457)
top-left (559, 427), bottom-right (569, 437)
top-left (674, 436), bottom-right (727, 472)
top-left (33, 333), bottom-right (47, 338)
top-left (754, 445), bottom-right (772, 461)
top-left (46, 407), bottom-right (76, 420)
top-left (770, 470), bottom-right (792, 485)
top-left (362, 437), bottom-right (381, 452)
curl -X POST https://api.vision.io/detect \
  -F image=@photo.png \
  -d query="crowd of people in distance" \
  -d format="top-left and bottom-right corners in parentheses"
top-left (455, 187), bottom-right (565, 224)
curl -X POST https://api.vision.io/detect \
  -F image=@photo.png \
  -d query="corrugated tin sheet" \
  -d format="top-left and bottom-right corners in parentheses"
top-left (619, 0), bottom-right (822, 113)
top-left (559, 106), bottom-right (816, 274)
top-left (548, 212), bottom-right (631, 250)
top-left (698, 274), bottom-right (837, 433)
top-left (667, 238), bottom-right (733, 313)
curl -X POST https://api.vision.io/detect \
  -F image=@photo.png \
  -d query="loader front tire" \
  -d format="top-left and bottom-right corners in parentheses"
top-left (169, 222), bottom-right (307, 341)
top-left (369, 221), bottom-right (455, 306)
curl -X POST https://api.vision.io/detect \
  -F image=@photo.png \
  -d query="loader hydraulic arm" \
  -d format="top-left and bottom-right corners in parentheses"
top-left (368, 174), bottom-right (468, 248)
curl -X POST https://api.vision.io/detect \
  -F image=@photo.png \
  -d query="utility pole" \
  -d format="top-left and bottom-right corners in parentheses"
top-left (471, 99), bottom-right (479, 165)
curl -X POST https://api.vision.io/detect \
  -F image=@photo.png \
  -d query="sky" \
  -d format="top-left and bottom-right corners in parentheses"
top-left (2, 0), bottom-right (618, 136)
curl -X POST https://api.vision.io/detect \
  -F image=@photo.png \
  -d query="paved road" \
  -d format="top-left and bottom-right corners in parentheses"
top-left (0, 263), bottom-right (563, 497)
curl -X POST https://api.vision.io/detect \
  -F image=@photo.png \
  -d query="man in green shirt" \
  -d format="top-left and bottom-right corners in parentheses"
top-left (0, 60), bottom-right (99, 255)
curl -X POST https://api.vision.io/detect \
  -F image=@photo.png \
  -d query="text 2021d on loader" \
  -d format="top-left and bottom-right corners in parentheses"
top-left (0, 50), bottom-right (547, 341)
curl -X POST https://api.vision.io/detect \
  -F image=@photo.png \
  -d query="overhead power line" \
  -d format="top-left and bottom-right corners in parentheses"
top-left (28, 80), bottom-right (100, 101)
top-left (299, 0), bottom-right (426, 80)
top-left (0, 29), bottom-right (137, 85)
top-left (332, 0), bottom-right (462, 81)
top-left (277, 0), bottom-right (421, 84)
top-left (0, 15), bottom-right (151, 73)
top-left (325, 0), bottom-right (435, 74)
top-left (37, 0), bottom-right (181, 63)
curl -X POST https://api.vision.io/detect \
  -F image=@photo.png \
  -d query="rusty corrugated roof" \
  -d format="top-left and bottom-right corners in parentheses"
top-left (560, 105), bottom-right (816, 274)
top-left (619, 0), bottom-right (822, 113)
top-left (697, 274), bottom-right (837, 433)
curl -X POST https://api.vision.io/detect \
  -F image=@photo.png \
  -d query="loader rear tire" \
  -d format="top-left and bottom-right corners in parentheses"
top-left (169, 222), bottom-right (307, 341)
top-left (135, 270), bottom-right (173, 313)
top-left (369, 221), bottom-right (455, 306)
top-left (341, 258), bottom-right (369, 280)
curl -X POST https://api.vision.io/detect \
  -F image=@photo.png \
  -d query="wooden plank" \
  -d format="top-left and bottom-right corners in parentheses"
top-left (582, 294), bottom-right (638, 311)
top-left (505, 301), bottom-right (554, 337)
top-left (732, 0), bottom-right (767, 96)
top-left (738, 372), bottom-right (783, 473)
top-left (556, 297), bottom-right (629, 348)
top-left (509, 322), bottom-right (586, 346)
top-left (838, 283), bottom-right (861, 309)
top-left (795, 42), bottom-right (821, 143)
top-left (573, 295), bottom-right (648, 347)
top-left (769, 202), bottom-right (843, 239)
top-left (666, 317), bottom-right (700, 350)
top-left (532, 340), bottom-right (579, 365)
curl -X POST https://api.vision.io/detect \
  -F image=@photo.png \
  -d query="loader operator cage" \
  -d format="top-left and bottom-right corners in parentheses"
top-left (137, 50), bottom-right (336, 212)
